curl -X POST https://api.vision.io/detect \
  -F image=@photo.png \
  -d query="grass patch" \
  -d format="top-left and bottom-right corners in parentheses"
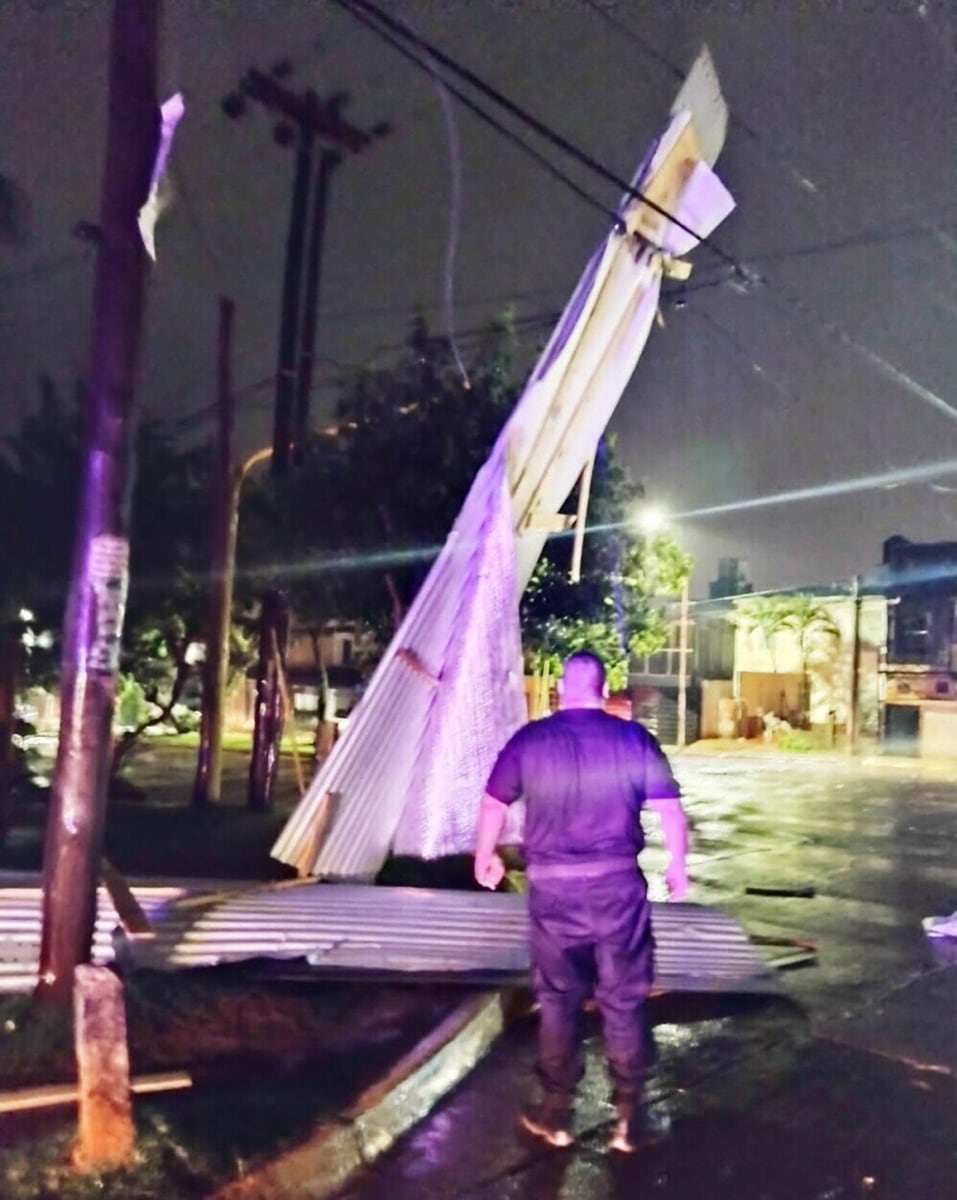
top-left (0, 970), bottom-right (464, 1200)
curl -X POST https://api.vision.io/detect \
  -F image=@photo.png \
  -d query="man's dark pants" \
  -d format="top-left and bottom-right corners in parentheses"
top-left (528, 868), bottom-right (655, 1112)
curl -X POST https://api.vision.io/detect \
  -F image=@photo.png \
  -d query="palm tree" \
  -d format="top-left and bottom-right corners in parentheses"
top-left (731, 594), bottom-right (792, 674)
top-left (780, 595), bottom-right (840, 725)
top-left (733, 593), bottom-right (840, 725)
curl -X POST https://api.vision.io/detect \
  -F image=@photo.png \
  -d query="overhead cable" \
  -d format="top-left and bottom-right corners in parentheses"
top-left (337, 0), bottom-right (624, 231)
top-left (334, 0), bottom-right (742, 268)
top-left (581, 0), bottom-right (821, 198)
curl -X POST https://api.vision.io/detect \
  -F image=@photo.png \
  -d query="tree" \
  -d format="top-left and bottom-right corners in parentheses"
top-left (239, 314), bottom-right (518, 641)
top-left (731, 594), bottom-right (793, 675)
top-left (0, 379), bottom-right (231, 773)
top-left (732, 592), bottom-right (840, 725)
top-left (239, 317), bottom-right (690, 706)
top-left (37, 0), bottom-right (160, 1010)
top-left (780, 594), bottom-right (840, 724)
top-left (521, 438), bottom-right (692, 691)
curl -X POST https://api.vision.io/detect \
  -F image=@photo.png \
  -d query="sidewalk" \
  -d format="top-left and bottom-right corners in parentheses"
top-left (322, 749), bottom-right (957, 1200)
top-left (2, 746), bottom-right (954, 1198)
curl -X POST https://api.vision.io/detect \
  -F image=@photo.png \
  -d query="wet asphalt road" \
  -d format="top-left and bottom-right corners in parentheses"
top-left (336, 752), bottom-right (957, 1200)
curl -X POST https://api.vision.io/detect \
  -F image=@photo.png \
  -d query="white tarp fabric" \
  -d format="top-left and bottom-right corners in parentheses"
top-left (271, 50), bottom-right (735, 879)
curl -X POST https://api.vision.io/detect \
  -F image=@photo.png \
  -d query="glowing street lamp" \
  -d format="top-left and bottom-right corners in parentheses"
top-left (634, 504), bottom-right (667, 536)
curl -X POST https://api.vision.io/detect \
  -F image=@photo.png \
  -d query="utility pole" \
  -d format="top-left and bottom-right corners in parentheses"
top-left (677, 577), bottom-right (690, 749)
top-left (248, 588), bottom-right (290, 810)
top-left (295, 141), bottom-right (341, 465)
top-left (222, 65), bottom-right (385, 473)
top-left (220, 66), bottom-right (386, 811)
top-left (37, 0), bottom-right (160, 1005)
top-left (847, 574), bottom-right (863, 755)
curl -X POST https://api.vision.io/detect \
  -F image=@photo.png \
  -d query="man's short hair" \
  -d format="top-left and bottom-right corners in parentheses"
top-left (561, 651), bottom-right (607, 697)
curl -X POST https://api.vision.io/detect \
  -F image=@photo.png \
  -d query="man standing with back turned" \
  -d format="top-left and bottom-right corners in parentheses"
top-left (474, 651), bottom-right (689, 1154)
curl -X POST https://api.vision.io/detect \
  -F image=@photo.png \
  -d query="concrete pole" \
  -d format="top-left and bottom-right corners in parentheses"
top-left (677, 577), bottom-right (690, 748)
top-left (847, 574), bottom-right (863, 755)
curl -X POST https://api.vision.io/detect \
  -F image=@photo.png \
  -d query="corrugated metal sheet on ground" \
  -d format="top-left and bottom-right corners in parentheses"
top-left (0, 876), bottom-right (777, 996)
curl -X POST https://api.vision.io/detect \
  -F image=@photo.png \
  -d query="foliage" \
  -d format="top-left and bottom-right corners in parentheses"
top-left (0, 377), bottom-right (82, 673)
top-left (730, 593), bottom-right (794, 673)
top-left (0, 378), bottom-right (250, 764)
top-left (732, 592), bottom-right (841, 724)
top-left (238, 314), bottom-right (518, 640)
top-left (776, 728), bottom-right (824, 752)
top-left (521, 440), bottom-right (693, 689)
top-left (116, 674), bottom-right (151, 730)
top-left (781, 593), bottom-right (841, 664)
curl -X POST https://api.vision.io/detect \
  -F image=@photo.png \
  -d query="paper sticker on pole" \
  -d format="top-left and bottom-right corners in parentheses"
top-left (86, 534), bottom-right (130, 674)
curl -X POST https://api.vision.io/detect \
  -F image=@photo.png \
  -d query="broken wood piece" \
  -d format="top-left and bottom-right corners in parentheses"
top-left (0, 1070), bottom-right (192, 1115)
top-left (100, 857), bottom-right (153, 937)
top-left (745, 884), bottom-right (816, 898)
top-left (396, 648), bottom-right (441, 686)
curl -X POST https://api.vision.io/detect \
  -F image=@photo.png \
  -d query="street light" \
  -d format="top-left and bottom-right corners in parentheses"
top-left (193, 445), bottom-right (273, 805)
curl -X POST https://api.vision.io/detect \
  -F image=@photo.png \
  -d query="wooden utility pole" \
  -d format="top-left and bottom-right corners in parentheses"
top-left (273, 118), bottom-right (315, 475)
top-left (192, 298), bottom-right (235, 807)
top-left (221, 66), bottom-right (384, 473)
top-left (248, 588), bottom-right (290, 810)
top-left (0, 626), bottom-right (20, 850)
top-left (36, 0), bottom-right (160, 1005)
top-left (294, 143), bottom-right (341, 465)
top-left (677, 577), bottom-right (690, 749)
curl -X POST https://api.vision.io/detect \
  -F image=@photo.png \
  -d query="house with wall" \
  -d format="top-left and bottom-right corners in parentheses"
top-left (630, 584), bottom-right (887, 745)
top-left (877, 535), bottom-right (957, 755)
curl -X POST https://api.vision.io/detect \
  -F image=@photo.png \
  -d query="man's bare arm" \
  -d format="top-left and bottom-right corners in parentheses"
top-left (645, 793), bottom-right (690, 901)
top-left (474, 793), bottom-right (509, 890)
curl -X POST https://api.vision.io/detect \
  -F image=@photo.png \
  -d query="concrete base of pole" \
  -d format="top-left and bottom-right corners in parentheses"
top-left (73, 964), bottom-right (135, 1172)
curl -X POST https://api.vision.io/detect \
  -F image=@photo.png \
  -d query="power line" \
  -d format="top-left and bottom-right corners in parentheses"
top-left (0, 249), bottom-right (91, 289)
top-left (581, 0), bottom-right (822, 199)
top-left (335, 0), bottom-right (624, 231)
top-left (334, 0), bottom-right (742, 271)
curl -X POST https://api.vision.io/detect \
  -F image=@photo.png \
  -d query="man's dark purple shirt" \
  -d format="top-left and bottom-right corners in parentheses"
top-left (485, 708), bottom-right (680, 866)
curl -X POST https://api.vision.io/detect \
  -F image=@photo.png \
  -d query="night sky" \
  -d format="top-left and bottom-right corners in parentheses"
top-left (1, 0), bottom-right (955, 596)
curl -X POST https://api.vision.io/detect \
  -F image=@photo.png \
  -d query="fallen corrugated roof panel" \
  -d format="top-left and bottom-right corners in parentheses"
top-left (270, 49), bottom-right (736, 882)
top-left (0, 876), bottom-right (778, 996)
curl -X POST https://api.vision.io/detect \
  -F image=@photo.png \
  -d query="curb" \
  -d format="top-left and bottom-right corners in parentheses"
top-left (211, 988), bottom-right (516, 1200)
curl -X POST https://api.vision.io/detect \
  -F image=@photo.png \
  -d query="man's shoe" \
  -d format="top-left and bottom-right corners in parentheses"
top-left (609, 1112), bottom-right (638, 1154)
top-left (609, 1105), bottom-right (671, 1154)
top-left (519, 1103), bottom-right (575, 1148)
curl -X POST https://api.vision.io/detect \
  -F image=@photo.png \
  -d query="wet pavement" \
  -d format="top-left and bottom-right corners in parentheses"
top-left (335, 752), bottom-right (957, 1200)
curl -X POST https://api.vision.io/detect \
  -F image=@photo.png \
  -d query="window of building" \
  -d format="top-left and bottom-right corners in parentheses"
top-left (893, 605), bottom-right (932, 661)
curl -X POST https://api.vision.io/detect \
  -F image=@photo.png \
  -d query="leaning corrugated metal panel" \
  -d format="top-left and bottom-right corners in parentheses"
top-left (271, 49), bottom-right (735, 881)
